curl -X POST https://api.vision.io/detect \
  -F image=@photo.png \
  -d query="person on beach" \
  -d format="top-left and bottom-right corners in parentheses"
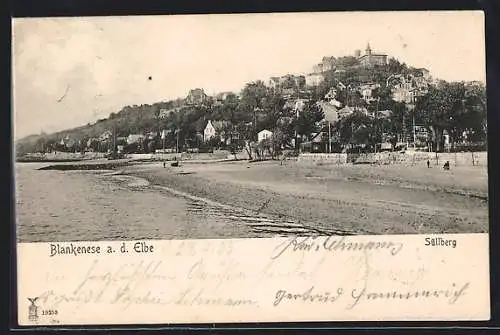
top-left (163, 161), bottom-right (166, 168)
top-left (443, 161), bottom-right (450, 170)
top-left (427, 160), bottom-right (430, 168)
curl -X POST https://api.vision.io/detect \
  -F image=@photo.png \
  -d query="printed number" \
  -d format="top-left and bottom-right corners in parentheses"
top-left (42, 310), bottom-right (58, 316)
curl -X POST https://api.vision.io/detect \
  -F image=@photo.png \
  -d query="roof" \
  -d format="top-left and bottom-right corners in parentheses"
top-left (206, 120), bottom-right (231, 131)
top-left (338, 106), bottom-right (368, 116)
top-left (258, 129), bottom-right (273, 134)
top-left (359, 53), bottom-right (387, 58)
top-left (318, 101), bottom-right (339, 123)
top-left (338, 106), bottom-right (356, 114)
top-left (377, 110), bottom-right (392, 118)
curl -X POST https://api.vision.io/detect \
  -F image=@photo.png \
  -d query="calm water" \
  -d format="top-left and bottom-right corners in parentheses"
top-left (15, 163), bottom-right (313, 242)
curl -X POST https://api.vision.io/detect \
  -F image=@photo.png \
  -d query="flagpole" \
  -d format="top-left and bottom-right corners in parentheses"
top-left (328, 121), bottom-right (331, 153)
top-left (162, 130), bottom-right (165, 162)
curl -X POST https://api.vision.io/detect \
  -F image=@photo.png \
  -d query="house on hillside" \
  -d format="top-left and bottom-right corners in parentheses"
top-left (325, 88), bottom-right (338, 100)
top-left (213, 92), bottom-right (234, 104)
top-left (146, 131), bottom-right (158, 140)
top-left (294, 99), bottom-right (308, 112)
top-left (358, 83), bottom-right (380, 103)
top-left (305, 73), bottom-right (324, 87)
top-left (116, 136), bottom-right (128, 145)
top-left (376, 110), bottom-right (392, 118)
top-left (258, 129), bottom-right (273, 143)
top-left (282, 87), bottom-right (296, 98)
top-left (293, 75), bottom-right (306, 89)
top-left (267, 75), bottom-right (305, 91)
top-left (284, 99), bottom-right (309, 116)
top-left (324, 88), bottom-right (342, 107)
top-left (127, 134), bottom-right (146, 145)
top-left (267, 77), bottom-right (280, 90)
top-left (389, 74), bottom-right (430, 104)
top-left (86, 137), bottom-right (98, 149)
top-left (204, 120), bottom-right (232, 143)
top-left (159, 108), bottom-right (178, 119)
top-left (186, 88), bottom-right (208, 105)
top-left (337, 81), bottom-right (347, 90)
top-left (60, 136), bottom-right (78, 150)
top-left (98, 130), bottom-right (113, 141)
top-left (338, 106), bottom-right (369, 119)
top-left (313, 57), bottom-right (336, 73)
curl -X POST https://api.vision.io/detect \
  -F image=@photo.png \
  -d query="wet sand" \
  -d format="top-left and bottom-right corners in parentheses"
top-left (124, 160), bottom-right (489, 235)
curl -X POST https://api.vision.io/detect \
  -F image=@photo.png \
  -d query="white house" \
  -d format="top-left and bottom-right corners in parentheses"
top-left (204, 120), bottom-right (231, 143)
top-left (359, 83), bottom-right (380, 103)
top-left (305, 73), bottom-right (324, 87)
top-left (204, 120), bottom-right (217, 142)
top-left (258, 129), bottom-right (273, 142)
top-left (127, 134), bottom-right (145, 145)
top-left (98, 130), bottom-right (113, 141)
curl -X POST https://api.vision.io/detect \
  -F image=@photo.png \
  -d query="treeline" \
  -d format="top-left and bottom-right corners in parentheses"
top-left (16, 57), bottom-right (486, 157)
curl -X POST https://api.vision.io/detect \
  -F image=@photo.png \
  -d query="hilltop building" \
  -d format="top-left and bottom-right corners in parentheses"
top-left (311, 43), bottom-right (387, 76)
top-left (186, 88), bottom-right (208, 105)
top-left (357, 43), bottom-right (388, 67)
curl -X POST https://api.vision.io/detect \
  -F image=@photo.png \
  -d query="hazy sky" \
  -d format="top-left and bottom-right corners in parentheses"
top-left (12, 11), bottom-right (485, 139)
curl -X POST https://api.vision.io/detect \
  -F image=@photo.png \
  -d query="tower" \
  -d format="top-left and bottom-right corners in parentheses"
top-left (365, 42), bottom-right (372, 56)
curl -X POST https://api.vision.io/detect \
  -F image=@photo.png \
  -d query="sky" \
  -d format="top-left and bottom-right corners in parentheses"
top-left (12, 11), bottom-right (485, 139)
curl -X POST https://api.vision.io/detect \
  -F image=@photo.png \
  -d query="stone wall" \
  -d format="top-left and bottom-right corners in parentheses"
top-left (297, 153), bottom-right (348, 164)
top-left (298, 151), bottom-right (487, 167)
top-left (129, 150), bottom-right (233, 161)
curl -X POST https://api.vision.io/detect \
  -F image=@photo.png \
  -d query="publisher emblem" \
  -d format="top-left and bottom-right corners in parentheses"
top-left (27, 297), bottom-right (39, 322)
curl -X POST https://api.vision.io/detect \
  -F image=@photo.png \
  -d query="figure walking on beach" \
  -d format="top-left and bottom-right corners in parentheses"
top-left (427, 160), bottom-right (430, 168)
top-left (443, 161), bottom-right (450, 170)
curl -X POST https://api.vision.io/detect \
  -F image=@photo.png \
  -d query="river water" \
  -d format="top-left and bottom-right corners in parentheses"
top-left (15, 163), bottom-right (313, 242)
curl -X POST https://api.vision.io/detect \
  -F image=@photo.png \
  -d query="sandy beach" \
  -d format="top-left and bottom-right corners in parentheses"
top-left (122, 160), bottom-right (489, 235)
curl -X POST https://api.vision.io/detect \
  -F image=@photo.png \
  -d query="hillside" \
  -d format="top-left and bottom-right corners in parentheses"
top-left (14, 54), bottom-right (486, 157)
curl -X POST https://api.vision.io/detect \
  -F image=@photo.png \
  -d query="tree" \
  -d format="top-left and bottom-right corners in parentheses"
top-left (240, 81), bottom-right (269, 141)
top-left (372, 86), bottom-right (395, 111)
top-left (415, 81), bottom-right (470, 151)
top-left (336, 110), bottom-right (375, 149)
top-left (293, 101), bottom-right (324, 141)
top-left (463, 82), bottom-right (487, 143)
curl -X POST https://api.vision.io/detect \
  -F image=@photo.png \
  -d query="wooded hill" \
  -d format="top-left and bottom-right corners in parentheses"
top-left (15, 56), bottom-right (487, 156)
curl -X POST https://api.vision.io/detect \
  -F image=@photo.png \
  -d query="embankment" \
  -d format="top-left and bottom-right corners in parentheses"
top-left (17, 151), bottom-right (106, 163)
top-left (37, 160), bottom-right (132, 171)
top-left (298, 151), bottom-right (487, 166)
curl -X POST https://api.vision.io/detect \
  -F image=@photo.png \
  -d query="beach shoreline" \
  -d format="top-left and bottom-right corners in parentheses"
top-left (117, 160), bottom-right (488, 235)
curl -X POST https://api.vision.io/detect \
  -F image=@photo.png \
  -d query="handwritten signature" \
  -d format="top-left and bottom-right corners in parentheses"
top-left (270, 236), bottom-right (404, 260)
top-left (37, 259), bottom-right (257, 310)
